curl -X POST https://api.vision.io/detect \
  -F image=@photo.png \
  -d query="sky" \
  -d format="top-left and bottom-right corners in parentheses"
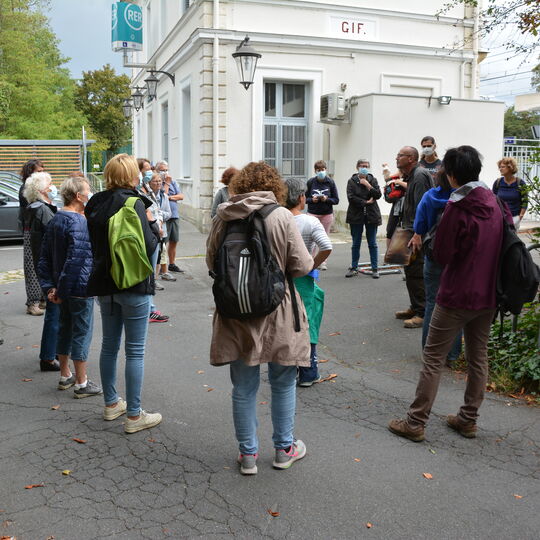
top-left (46, 0), bottom-right (536, 105)
top-left (47, 0), bottom-right (128, 79)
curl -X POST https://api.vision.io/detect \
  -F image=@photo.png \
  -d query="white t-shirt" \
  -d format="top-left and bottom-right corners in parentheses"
top-left (294, 213), bottom-right (332, 254)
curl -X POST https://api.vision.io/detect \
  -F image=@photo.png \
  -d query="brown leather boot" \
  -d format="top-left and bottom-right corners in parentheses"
top-left (404, 315), bottom-right (424, 328)
top-left (388, 418), bottom-right (425, 442)
top-left (395, 308), bottom-right (414, 319)
top-left (446, 415), bottom-right (477, 438)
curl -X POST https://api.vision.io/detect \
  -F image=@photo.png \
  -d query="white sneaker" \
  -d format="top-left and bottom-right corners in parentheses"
top-left (318, 262), bottom-right (327, 271)
top-left (103, 397), bottom-right (127, 421)
top-left (124, 410), bottom-right (162, 433)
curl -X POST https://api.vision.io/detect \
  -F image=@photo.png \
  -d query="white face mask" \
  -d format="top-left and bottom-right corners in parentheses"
top-left (422, 146), bottom-right (434, 156)
top-left (48, 184), bottom-right (58, 199)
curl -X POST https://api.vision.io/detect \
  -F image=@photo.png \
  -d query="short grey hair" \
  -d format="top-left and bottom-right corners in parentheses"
top-left (23, 172), bottom-right (52, 203)
top-left (59, 176), bottom-right (90, 206)
top-left (154, 160), bottom-right (168, 171)
top-left (284, 177), bottom-right (307, 209)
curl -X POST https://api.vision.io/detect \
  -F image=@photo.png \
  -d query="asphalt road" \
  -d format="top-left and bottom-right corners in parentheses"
top-left (0, 222), bottom-right (538, 540)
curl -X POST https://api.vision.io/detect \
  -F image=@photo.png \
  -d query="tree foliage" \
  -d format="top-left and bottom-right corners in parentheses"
top-left (0, 0), bottom-right (86, 138)
top-left (504, 106), bottom-right (539, 139)
top-left (74, 65), bottom-right (131, 154)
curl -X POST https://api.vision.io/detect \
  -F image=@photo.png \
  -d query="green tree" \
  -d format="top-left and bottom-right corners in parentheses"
top-left (74, 65), bottom-right (131, 155)
top-left (0, 0), bottom-right (86, 138)
top-left (504, 106), bottom-right (540, 139)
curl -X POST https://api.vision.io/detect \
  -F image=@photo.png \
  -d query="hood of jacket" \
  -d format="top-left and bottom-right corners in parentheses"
top-left (216, 191), bottom-right (278, 222)
top-left (425, 186), bottom-right (454, 210)
top-left (85, 187), bottom-right (151, 225)
top-left (449, 181), bottom-right (495, 220)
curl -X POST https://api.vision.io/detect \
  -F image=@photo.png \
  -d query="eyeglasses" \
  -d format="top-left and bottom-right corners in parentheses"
top-left (396, 153), bottom-right (412, 158)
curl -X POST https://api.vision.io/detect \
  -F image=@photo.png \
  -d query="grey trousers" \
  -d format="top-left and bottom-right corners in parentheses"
top-left (407, 303), bottom-right (495, 427)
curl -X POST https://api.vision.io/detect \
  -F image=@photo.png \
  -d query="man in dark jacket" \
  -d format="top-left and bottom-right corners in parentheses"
top-left (395, 146), bottom-right (432, 328)
top-left (388, 145), bottom-right (513, 442)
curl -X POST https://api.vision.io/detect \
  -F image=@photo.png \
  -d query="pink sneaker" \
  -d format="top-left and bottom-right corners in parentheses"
top-left (237, 453), bottom-right (258, 475)
top-left (272, 440), bottom-right (306, 469)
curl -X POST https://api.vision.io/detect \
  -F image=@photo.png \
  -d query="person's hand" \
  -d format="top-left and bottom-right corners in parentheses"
top-left (393, 179), bottom-right (407, 189)
top-left (365, 197), bottom-right (374, 204)
top-left (47, 288), bottom-right (62, 304)
top-left (146, 209), bottom-right (153, 221)
top-left (360, 177), bottom-right (371, 188)
top-left (312, 196), bottom-right (319, 202)
top-left (320, 195), bottom-right (327, 202)
top-left (408, 233), bottom-right (422, 253)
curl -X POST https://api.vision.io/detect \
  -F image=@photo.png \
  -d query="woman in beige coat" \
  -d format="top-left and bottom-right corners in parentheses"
top-left (207, 162), bottom-right (313, 475)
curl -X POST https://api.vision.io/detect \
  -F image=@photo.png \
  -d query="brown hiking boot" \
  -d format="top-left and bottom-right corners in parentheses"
top-left (395, 308), bottom-right (414, 320)
top-left (388, 418), bottom-right (425, 442)
top-left (446, 415), bottom-right (477, 438)
top-left (404, 316), bottom-right (424, 328)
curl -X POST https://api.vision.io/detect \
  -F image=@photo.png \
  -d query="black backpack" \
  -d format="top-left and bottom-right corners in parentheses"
top-left (495, 198), bottom-right (539, 317)
top-left (210, 204), bottom-right (300, 330)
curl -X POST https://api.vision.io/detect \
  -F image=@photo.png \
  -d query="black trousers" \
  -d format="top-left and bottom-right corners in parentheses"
top-left (404, 251), bottom-right (425, 317)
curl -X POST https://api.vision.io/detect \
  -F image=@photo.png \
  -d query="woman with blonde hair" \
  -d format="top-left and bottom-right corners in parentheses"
top-left (23, 171), bottom-right (60, 371)
top-left (493, 157), bottom-right (528, 229)
top-left (207, 161), bottom-right (313, 475)
top-left (85, 154), bottom-right (162, 433)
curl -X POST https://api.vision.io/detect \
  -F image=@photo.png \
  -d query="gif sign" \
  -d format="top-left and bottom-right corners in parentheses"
top-left (112, 2), bottom-right (143, 52)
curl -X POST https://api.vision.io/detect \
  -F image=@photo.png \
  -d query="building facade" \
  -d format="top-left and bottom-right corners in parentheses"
top-left (129, 0), bottom-right (504, 231)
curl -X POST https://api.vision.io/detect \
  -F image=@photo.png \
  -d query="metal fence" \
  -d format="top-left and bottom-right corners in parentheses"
top-left (503, 139), bottom-right (540, 182)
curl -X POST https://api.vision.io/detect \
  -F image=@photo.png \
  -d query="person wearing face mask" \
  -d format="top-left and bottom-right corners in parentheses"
top-left (38, 176), bottom-right (102, 398)
top-left (345, 159), bottom-right (382, 278)
top-left (419, 136), bottom-right (442, 179)
top-left (23, 172), bottom-right (60, 372)
top-left (305, 160), bottom-right (339, 270)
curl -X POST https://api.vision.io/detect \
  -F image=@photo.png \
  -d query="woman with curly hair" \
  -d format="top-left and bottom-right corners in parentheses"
top-left (493, 157), bottom-right (528, 230)
top-left (211, 166), bottom-right (238, 218)
top-left (206, 161), bottom-right (313, 475)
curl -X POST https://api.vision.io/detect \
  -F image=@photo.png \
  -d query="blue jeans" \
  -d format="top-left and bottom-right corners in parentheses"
top-left (56, 297), bottom-right (94, 361)
top-left (298, 344), bottom-right (319, 383)
top-left (97, 293), bottom-right (151, 417)
top-left (230, 361), bottom-right (297, 455)
top-left (150, 245), bottom-right (160, 312)
top-left (40, 300), bottom-right (60, 362)
top-left (423, 257), bottom-right (462, 361)
top-left (350, 222), bottom-right (378, 270)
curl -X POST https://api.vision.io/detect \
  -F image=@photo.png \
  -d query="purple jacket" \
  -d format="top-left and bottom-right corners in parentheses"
top-left (434, 182), bottom-right (512, 310)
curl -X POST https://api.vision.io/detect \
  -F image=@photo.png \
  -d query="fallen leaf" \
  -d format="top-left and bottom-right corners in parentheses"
top-left (46, 536), bottom-right (55, 540)
top-left (259, 401), bottom-right (268, 405)
top-left (24, 483), bottom-right (44, 489)
top-left (148, 438), bottom-right (156, 443)
top-left (317, 373), bottom-right (338, 383)
top-left (267, 509), bottom-right (280, 517)
top-left (353, 458), bottom-right (361, 462)
top-left (354, 433), bottom-right (361, 438)
top-left (207, 388), bottom-right (214, 392)
top-left (513, 494), bottom-right (523, 499)
top-left (21, 378), bottom-right (32, 382)
top-left (319, 359), bottom-right (329, 363)
top-left (15, 346), bottom-right (23, 350)
top-left (50, 405), bottom-right (60, 410)
top-left (328, 332), bottom-right (341, 336)
top-left (355, 305), bottom-right (363, 308)
top-left (61, 470), bottom-right (71, 476)
top-left (197, 370), bottom-right (204, 374)
top-left (429, 448), bottom-right (436, 455)
top-left (203, 384), bottom-right (209, 387)
top-left (390, 369), bottom-right (400, 373)
top-left (1, 536), bottom-right (16, 540)
top-left (509, 394), bottom-right (519, 399)
top-left (2, 520), bottom-right (13, 527)
top-left (384, 328), bottom-right (390, 332)
top-left (223, 466), bottom-right (230, 470)
top-left (422, 473), bottom-right (433, 479)
top-left (366, 522), bottom-right (373, 528)
top-left (31, 344), bottom-right (39, 349)
top-left (72, 438), bottom-right (86, 444)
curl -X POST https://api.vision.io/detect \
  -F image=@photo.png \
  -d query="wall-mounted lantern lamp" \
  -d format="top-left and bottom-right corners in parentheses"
top-left (437, 95), bottom-right (452, 105)
top-left (131, 86), bottom-right (145, 111)
top-left (122, 98), bottom-right (133, 118)
top-left (232, 36), bottom-right (261, 90)
top-left (144, 70), bottom-right (175, 100)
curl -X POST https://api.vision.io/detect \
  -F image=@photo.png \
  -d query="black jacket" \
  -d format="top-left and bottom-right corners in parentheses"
top-left (84, 188), bottom-right (159, 297)
top-left (306, 176), bottom-right (339, 215)
top-left (401, 165), bottom-right (433, 230)
top-left (345, 173), bottom-right (382, 225)
top-left (23, 200), bottom-right (57, 271)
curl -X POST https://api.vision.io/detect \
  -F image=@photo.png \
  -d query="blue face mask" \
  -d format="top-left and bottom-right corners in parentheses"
top-left (316, 170), bottom-right (326, 180)
top-left (358, 167), bottom-right (370, 176)
top-left (48, 184), bottom-right (58, 199)
top-left (144, 170), bottom-right (153, 180)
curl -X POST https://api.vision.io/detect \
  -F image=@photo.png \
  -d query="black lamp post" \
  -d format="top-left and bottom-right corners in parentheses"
top-left (232, 36), bottom-right (261, 90)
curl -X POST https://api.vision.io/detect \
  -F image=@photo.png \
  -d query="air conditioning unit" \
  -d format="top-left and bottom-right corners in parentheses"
top-left (320, 93), bottom-right (346, 123)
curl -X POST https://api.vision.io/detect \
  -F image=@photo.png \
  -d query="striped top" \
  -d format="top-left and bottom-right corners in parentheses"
top-left (294, 213), bottom-right (332, 253)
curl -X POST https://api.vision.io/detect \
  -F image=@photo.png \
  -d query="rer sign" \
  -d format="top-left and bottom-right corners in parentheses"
top-left (112, 2), bottom-right (143, 52)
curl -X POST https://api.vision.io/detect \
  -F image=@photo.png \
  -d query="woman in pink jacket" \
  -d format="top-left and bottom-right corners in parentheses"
top-left (207, 162), bottom-right (313, 475)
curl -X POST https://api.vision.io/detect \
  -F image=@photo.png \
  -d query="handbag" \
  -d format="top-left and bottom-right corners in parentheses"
top-left (384, 227), bottom-right (414, 266)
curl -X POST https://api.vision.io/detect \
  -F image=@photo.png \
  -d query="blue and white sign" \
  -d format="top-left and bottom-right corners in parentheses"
top-left (504, 136), bottom-right (516, 145)
top-left (112, 2), bottom-right (142, 52)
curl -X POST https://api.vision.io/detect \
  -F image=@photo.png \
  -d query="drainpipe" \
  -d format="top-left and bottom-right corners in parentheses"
top-left (213, 0), bottom-right (220, 192)
top-left (471, 6), bottom-right (479, 99)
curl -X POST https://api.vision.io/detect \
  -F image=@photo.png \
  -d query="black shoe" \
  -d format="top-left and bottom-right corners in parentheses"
top-left (168, 263), bottom-right (185, 273)
top-left (73, 380), bottom-right (103, 399)
top-left (40, 359), bottom-right (60, 372)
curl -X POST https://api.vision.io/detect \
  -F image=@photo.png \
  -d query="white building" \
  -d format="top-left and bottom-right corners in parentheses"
top-left (129, 0), bottom-right (504, 231)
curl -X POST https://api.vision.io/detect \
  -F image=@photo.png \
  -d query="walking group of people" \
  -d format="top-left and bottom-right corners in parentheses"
top-left (16, 137), bottom-right (526, 473)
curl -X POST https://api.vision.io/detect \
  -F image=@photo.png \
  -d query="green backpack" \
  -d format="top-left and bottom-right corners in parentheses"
top-left (108, 197), bottom-right (153, 290)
